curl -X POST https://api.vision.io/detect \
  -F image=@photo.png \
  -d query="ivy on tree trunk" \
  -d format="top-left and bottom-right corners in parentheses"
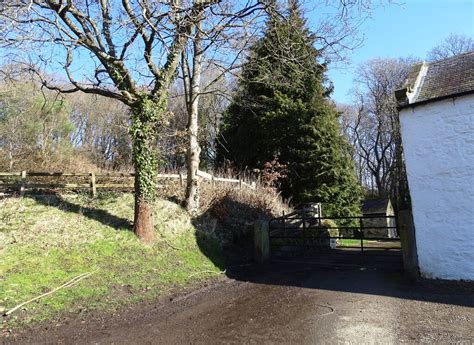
top-left (129, 95), bottom-right (167, 243)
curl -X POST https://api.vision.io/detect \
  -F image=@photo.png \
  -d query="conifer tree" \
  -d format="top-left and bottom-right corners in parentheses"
top-left (219, 0), bottom-right (362, 215)
top-left (291, 100), bottom-right (362, 216)
top-left (219, 1), bottom-right (322, 166)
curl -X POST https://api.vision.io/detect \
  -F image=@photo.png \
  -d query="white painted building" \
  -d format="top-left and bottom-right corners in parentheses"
top-left (396, 52), bottom-right (474, 280)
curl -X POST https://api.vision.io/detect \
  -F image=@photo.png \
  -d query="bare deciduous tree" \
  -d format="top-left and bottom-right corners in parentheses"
top-left (0, 0), bottom-right (266, 242)
top-left (68, 93), bottom-right (132, 170)
top-left (428, 33), bottom-right (474, 62)
top-left (165, 65), bottom-right (229, 173)
top-left (180, 2), bottom-right (267, 213)
top-left (0, 0), bottom-right (398, 227)
top-left (183, 0), bottom-right (389, 213)
top-left (181, 9), bottom-right (204, 214)
top-left (343, 57), bottom-right (417, 209)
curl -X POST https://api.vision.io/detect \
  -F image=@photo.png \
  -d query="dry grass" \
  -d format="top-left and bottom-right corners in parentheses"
top-left (199, 182), bottom-right (291, 218)
top-left (157, 173), bottom-right (291, 218)
top-left (156, 176), bottom-right (291, 250)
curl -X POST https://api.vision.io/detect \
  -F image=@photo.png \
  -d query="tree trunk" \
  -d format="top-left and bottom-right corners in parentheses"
top-left (133, 195), bottom-right (154, 243)
top-left (183, 17), bottom-right (203, 215)
top-left (132, 136), bottom-right (157, 243)
top-left (184, 109), bottom-right (201, 214)
top-left (8, 142), bottom-right (14, 170)
top-left (185, 159), bottom-right (200, 212)
top-left (130, 96), bottom-right (164, 243)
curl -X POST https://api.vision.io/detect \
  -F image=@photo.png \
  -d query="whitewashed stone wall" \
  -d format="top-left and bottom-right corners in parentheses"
top-left (399, 94), bottom-right (474, 280)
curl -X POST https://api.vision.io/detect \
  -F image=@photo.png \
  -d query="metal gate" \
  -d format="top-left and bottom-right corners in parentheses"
top-left (268, 210), bottom-right (402, 269)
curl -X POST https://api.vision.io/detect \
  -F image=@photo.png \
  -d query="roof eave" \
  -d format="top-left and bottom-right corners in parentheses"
top-left (397, 89), bottom-right (474, 111)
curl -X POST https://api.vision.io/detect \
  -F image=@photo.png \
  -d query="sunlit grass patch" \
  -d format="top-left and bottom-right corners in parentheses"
top-left (0, 193), bottom-right (224, 327)
top-left (338, 239), bottom-right (369, 247)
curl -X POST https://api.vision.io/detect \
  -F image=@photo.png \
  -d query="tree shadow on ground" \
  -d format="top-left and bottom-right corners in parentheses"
top-left (26, 193), bottom-right (133, 231)
top-left (27, 191), bottom-right (469, 309)
top-left (182, 195), bottom-right (474, 309)
top-left (228, 262), bottom-right (474, 308)
top-left (190, 194), bottom-right (274, 271)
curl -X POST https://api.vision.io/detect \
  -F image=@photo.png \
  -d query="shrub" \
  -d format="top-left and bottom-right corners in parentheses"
top-left (321, 219), bottom-right (339, 238)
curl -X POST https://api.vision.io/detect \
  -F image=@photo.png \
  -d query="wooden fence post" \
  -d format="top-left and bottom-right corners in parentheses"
top-left (359, 217), bottom-right (364, 264)
top-left (254, 220), bottom-right (270, 263)
top-left (239, 178), bottom-right (242, 190)
top-left (20, 170), bottom-right (26, 197)
top-left (302, 208), bottom-right (307, 254)
top-left (90, 172), bottom-right (97, 197)
top-left (179, 172), bottom-right (183, 187)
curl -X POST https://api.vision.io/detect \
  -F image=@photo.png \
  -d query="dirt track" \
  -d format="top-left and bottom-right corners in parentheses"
top-left (5, 264), bottom-right (474, 344)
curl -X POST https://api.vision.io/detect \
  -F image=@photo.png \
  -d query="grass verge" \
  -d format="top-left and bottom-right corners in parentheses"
top-left (0, 193), bottom-right (224, 329)
top-left (338, 239), bottom-right (401, 248)
top-left (338, 239), bottom-right (369, 247)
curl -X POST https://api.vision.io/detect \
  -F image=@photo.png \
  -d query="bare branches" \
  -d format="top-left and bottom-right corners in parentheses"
top-left (1, 0), bottom-right (248, 105)
top-left (121, 0), bottom-right (161, 79)
top-left (300, 0), bottom-right (395, 64)
top-left (428, 33), bottom-right (474, 62)
top-left (0, 0), bottom-right (376, 107)
top-left (99, 0), bottom-right (117, 58)
top-left (341, 57), bottom-right (417, 196)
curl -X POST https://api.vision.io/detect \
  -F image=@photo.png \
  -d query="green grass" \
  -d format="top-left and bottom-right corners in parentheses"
top-left (0, 193), bottom-right (224, 327)
top-left (338, 239), bottom-right (369, 247)
top-left (338, 239), bottom-right (401, 249)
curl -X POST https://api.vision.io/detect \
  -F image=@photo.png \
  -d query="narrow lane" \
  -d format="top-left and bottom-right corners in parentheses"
top-left (9, 265), bottom-right (474, 344)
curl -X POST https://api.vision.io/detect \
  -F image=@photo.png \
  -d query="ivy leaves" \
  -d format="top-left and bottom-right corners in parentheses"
top-left (130, 94), bottom-right (168, 203)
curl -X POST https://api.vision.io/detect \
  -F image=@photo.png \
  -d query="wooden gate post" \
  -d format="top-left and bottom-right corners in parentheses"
top-left (90, 172), bottom-right (97, 197)
top-left (20, 170), bottom-right (26, 197)
top-left (302, 208), bottom-right (307, 254)
top-left (359, 217), bottom-right (365, 264)
top-left (254, 220), bottom-right (270, 263)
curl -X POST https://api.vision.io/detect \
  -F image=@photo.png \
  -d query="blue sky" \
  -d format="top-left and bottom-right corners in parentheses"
top-left (2, 0), bottom-right (471, 105)
top-left (306, 0), bottom-right (474, 104)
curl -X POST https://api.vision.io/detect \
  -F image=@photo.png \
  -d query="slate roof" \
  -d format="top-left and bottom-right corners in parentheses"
top-left (362, 199), bottom-right (391, 215)
top-left (403, 62), bottom-right (424, 93)
top-left (396, 51), bottom-right (474, 108)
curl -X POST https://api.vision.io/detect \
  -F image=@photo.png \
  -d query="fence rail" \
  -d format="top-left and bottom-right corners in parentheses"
top-left (0, 170), bottom-right (256, 196)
